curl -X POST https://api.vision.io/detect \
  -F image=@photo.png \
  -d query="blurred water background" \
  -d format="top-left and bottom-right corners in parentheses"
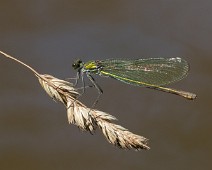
top-left (0, 0), bottom-right (211, 169)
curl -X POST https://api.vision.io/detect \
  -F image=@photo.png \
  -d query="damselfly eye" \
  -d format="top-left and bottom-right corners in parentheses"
top-left (72, 60), bottom-right (82, 70)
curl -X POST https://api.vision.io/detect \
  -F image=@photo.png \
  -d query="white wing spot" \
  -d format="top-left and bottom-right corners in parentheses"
top-left (169, 57), bottom-right (182, 62)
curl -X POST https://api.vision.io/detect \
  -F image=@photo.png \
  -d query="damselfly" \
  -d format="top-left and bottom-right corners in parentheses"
top-left (72, 57), bottom-right (196, 104)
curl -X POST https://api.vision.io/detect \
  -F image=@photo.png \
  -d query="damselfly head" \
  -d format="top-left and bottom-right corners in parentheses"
top-left (72, 59), bottom-right (83, 70)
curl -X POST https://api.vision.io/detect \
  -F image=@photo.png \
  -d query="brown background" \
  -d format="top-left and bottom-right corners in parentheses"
top-left (0, 0), bottom-right (211, 170)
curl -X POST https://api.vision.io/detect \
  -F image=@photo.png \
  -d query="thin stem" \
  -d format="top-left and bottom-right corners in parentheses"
top-left (0, 50), bottom-right (76, 99)
top-left (0, 50), bottom-right (40, 77)
top-left (0, 50), bottom-right (54, 89)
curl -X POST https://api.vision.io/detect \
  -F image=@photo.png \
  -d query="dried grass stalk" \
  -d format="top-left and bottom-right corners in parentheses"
top-left (94, 112), bottom-right (149, 150)
top-left (0, 50), bottom-right (150, 150)
top-left (38, 74), bottom-right (79, 104)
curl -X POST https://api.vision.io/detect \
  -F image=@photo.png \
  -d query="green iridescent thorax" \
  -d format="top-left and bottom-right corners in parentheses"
top-left (82, 61), bottom-right (101, 73)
